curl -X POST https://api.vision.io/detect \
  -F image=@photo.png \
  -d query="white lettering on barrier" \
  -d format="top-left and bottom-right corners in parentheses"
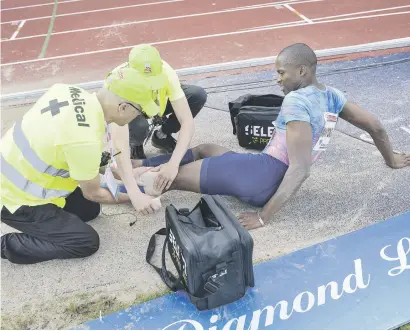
top-left (163, 258), bottom-right (370, 330)
top-left (293, 291), bottom-right (315, 313)
top-left (380, 237), bottom-right (410, 277)
top-left (220, 315), bottom-right (247, 330)
top-left (317, 281), bottom-right (342, 305)
top-left (162, 236), bottom-right (409, 330)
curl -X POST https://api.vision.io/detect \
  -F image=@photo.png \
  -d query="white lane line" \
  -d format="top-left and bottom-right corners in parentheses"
top-left (10, 0), bottom-right (409, 42)
top-left (0, 0), bottom-right (322, 41)
top-left (240, 4), bottom-right (410, 31)
top-left (1, 0), bottom-right (81, 11)
top-left (234, 0), bottom-right (321, 10)
top-left (283, 4), bottom-right (313, 23)
top-left (400, 126), bottom-right (410, 135)
top-left (9, 20), bottom-right (26, 40)
top-left (312, 4), bottom-right (410, 20)
top-left (239, 19), bottom-right (306, 31)
top-left (1, 10), bottom-right (410, 67)
top-left (0, 0), bottom-right (184, 24)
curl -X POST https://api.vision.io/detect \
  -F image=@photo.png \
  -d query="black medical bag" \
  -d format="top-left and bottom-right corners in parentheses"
top-left (228, 94), bottom-right (284, 150)
top-left (146, 195), bottom-right (254, 311)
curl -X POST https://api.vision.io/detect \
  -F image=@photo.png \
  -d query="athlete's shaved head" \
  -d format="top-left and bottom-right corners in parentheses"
top-left (278, 43), bottom-right (317, 70)
top-left (275, 43), bottom-right (319, 95)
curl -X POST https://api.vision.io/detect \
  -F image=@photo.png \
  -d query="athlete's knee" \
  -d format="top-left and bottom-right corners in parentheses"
top-left (192, 144), bottom-right (212, 159)
top-left (192, 143), bottom-right (229, 159)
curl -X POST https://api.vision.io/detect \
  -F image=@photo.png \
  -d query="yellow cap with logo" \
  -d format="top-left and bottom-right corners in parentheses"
top-left (105, 67), bottom-right (160, 118)
top-left (128, 44), bottom-right (166, 90)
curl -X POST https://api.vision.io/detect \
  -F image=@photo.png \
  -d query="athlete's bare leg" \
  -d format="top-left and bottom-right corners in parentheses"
top-left (135, 144), bottom-right (231, 195)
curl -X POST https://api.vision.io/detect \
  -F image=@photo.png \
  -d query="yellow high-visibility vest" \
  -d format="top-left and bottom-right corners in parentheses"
top-left (0, 84), bottom-right (105, 213)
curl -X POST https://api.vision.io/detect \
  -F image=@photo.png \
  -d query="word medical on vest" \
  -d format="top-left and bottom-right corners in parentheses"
top-left (69, 87), bottom-right (90, 127)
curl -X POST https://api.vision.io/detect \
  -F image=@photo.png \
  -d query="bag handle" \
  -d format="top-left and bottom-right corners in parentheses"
top-left (146, 228), bottom-right (185, 292)
top-left (176, 204), bottom-right (223, 231)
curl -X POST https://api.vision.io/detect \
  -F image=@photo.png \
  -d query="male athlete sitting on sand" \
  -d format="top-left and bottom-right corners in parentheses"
top-left (130, 43), bottom-right (410, 230)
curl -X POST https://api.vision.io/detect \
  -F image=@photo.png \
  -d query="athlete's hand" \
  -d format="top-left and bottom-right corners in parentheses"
top-left (131, 194), bottom-right (162, 216)
top-left (387, 152), bottom-right (410, 169)
top-left (151, 162), bottom-right (179, 192)
top-left (238, 211), bottom-right (264, 230)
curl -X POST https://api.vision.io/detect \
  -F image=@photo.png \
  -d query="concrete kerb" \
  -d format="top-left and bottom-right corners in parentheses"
top-left (1, 37), bottom-right (410, 103)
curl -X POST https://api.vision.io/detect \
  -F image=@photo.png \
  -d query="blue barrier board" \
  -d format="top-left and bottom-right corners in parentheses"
top-left (77, 211), bottom-right (410, 330)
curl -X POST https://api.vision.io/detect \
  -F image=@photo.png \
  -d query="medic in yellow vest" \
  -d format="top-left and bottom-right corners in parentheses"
top-left (109, 44), bottom-right (207, 194)
top-left (0, 68), bottom-right (162, 264)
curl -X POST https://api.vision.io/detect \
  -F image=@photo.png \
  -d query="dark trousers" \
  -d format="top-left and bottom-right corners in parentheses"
top-left (129, 84), bottom-right (207, 145)
top-left (1, 187), bottom-right (101, 264)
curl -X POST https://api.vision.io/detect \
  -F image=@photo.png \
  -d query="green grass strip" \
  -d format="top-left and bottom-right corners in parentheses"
top-left (38, 0), bottom-right (58, 59)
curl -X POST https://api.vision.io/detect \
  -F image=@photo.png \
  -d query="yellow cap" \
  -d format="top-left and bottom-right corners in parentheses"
top-left (105, 67), bottom-right (160, 118)
top-left (128, 44), bottom-right (166, 90)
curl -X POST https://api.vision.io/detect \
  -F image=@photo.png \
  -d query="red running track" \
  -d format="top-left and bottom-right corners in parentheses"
top-left (1, 0), bottom-right (409, 95)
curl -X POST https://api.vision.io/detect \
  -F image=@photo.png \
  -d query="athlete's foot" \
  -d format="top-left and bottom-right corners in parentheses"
top-left (135, 168), bottom-right (163, 197)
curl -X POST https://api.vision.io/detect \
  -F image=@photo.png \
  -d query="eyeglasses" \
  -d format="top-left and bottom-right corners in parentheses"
top-left (122, 102), bottom-right (149, 119)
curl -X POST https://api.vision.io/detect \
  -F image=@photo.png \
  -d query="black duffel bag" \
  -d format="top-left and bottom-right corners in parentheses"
top-left (228, 94), bottom-right (284, 150)
top-left (146, 195), bottom-right (255, 311)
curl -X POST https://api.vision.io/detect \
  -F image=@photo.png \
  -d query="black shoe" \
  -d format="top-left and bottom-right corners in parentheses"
top-left (151, 130), bottom-right (176, 153)
top-left (130, 144), bottom-right (146, 159)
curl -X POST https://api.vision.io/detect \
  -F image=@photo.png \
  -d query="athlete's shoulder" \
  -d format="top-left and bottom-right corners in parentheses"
top-left (326, 85), bottom-right (346, 97)
top-left (326, 86), bottom-right (348, 113)
top-left (283, 88), bottom-right (312, 109)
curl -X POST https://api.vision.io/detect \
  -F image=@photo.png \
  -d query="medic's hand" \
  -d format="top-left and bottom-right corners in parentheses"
top-left (151, 162), bottom-right (179, 192)
top-left (131, 194), bottom-right (162, 215)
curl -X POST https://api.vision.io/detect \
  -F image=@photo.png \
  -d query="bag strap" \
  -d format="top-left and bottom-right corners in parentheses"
top-left (146, 228), bottom-right (185, 292)
top-left (146, 223), bottom-right (227, 301)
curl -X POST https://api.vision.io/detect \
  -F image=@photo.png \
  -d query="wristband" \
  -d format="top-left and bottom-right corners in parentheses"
top-left (257, 211), bottom-right (265, 226)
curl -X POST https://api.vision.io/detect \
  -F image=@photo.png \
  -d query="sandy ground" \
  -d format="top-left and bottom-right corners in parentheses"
top-left (1, 52), bottom-right (409, 329)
